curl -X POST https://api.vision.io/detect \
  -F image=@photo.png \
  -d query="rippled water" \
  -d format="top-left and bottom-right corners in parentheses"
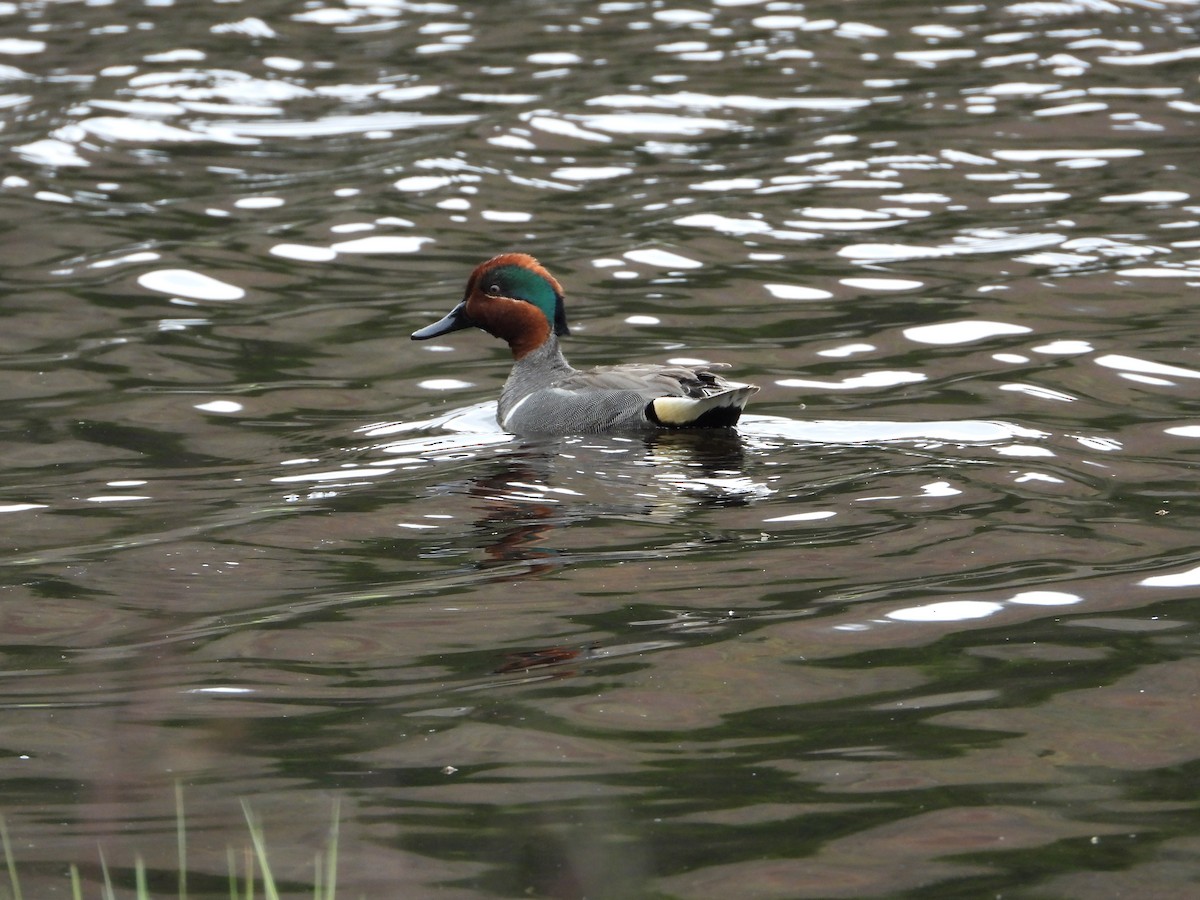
top-left (3, 0), bottom-right (1200, 896)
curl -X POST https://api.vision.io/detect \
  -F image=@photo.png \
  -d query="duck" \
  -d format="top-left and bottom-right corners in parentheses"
top-left (411, 253), bottom-right (758, 434)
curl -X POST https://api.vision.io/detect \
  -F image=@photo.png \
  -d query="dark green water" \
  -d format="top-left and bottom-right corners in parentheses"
top-left (2, 0), bottom-right (1199, 897)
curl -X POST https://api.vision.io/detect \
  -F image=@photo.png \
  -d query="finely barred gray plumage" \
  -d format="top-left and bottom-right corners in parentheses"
top-left (498, 337), bottom-right (756, 433)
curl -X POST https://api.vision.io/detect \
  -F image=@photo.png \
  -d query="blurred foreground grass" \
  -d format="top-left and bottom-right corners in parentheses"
top-left (1, 786), bottom-right (339, 900)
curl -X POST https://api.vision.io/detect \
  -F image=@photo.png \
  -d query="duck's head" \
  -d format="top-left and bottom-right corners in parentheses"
top-left (411, 253), bottom-right (569, 358)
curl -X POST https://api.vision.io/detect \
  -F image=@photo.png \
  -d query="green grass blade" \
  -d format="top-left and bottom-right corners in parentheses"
top-left (135, 855), bottom-right (148, 899)
top-left (99, 847), bottom-right (115, 900)
top-left (241, 801), bottom-right (277, 900)
top-left (0, 815), bottom-right (23, 900)
top-left (176, 782), bottom-right (187, 900)
top-left (69, 863), bottom-right (82, 900)
top-left (324, 799), bottom-right (340, 900)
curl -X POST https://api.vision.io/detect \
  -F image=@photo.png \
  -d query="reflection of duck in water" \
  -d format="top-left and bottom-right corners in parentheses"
top-left (465, 457), bottom-right (564, 575)
top-left (413, 253), bottom-right (758, 433)
top-left (463, 432), bottom-right (761, 568)
top-left (494, 645), bottom-right (593, 676)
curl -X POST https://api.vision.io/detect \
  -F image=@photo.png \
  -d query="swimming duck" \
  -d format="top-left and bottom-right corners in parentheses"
top-left (412, 253), bottom-right (758, 434)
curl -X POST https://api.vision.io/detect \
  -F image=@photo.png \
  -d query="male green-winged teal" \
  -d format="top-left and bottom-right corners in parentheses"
top-left (412, 253), bottom-right (758, 434)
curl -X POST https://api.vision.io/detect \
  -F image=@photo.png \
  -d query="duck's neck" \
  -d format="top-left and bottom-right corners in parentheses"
top-left (511, 334), bottom-right (574, 378)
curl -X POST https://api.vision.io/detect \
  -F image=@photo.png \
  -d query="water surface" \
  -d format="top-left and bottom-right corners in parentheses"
top-left (2, 0), bottom-right (1200, 897)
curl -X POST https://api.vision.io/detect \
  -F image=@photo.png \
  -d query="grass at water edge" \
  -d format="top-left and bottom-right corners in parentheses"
top-left (0, 791), bottom-right (341, 900)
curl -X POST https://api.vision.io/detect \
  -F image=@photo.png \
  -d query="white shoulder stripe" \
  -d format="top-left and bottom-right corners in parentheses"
top-left (500, 394), bottom-right (533, 431)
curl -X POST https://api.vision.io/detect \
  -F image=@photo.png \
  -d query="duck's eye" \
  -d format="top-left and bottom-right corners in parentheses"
top-left (487, 283), bottom-right (502, 295)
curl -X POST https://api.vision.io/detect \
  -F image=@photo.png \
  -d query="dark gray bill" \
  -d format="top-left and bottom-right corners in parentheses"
top-left (412, 301), bottom-right (472, 340)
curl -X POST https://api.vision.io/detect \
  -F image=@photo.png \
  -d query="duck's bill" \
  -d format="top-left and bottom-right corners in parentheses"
top-left (412, 301), bottom-right (472, 340)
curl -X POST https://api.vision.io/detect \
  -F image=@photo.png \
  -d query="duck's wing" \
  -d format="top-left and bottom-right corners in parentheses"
top-left (556, 363), bottom-right (759, 428)
top-left (563, 362), bottom-right (752, 399)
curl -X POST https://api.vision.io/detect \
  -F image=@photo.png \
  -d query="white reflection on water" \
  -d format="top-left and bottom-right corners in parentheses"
top-left (839, 277), bottom-right (923, 291)
top-left (480, 210), bottom-right (532, 223)
top-left (994, 444), bottom-right (1056, 457)
top-left (741, 415), bottom-right (1046, 445)
top-left (1102, 190), bottom-right (1190, 203)
top-left (895, 48), bottom-right (977, 65)
top-left (78, 116), bottom-right (256, 145)
top-left (330, 235), bottom-right (432, 254)
top-left (1032, 340), bottom-right (1093, 355)
top-left (817, 343), bottom-right (877, 358)
top-left (775, 371), bottom-right (926, 390)
top-left (1100, 46), bottom-right (1200, 66)
top-left (577, 112), bottom-right (742, 135)
top-left (841, 230), bottom-right (1066, 260)
top-left (91, 251), bottom-right (161, 269)
top-left (904, 320), bottom-right (1032, 345)
top-left (1140, 564), bottom-right (1200, 588)
top-left (990, 191), bottom-right (1070, 203)
top-left (999, 384), bottom-right (1077, 402)
top-left (887, 600), bottom-right (1004, 622)
top-left (551, 165), bottom-right (632, 181)
top-left (194, 400), bottom-right (243, 414)
top-left (675, 213), bottom-right (772, 235)
top-left (994, 148), bottom-right (1142, 161)
top-left (623, 248), bottom-right (703, 269)
top-left (764, 283), bottom-right (833, 300)
top-left (234, 196), bottom-right (284, 209)
top-left (270, 243), bottom-right (338, 262)
top-left (1117, 266), bottom-right (1200, 278)
top-left (919, 481), bottom-right (961, 497)
top-left (1008, 591), bottom-right (1083, 606)
top-left (886, 589), bottom-right (1082, 624)
top-left (13, 138), bottom-right (89, 166)
top-left (138, 268), bottom-right (245, 301)
top-left (207, 111), bottom-right (478, 139)
top-left (273, 467), bottom-right (396, 485)
top-left (764, 511), bottom-right (837, 523)
top-left (418, 379), bottom-right (473, 391)
top-left (589, 91), bottom-right (870, 112)
top-left (394, 175), bottom-right (455, 191)
top-left (1095, 354), bottom-right (1200, 382)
